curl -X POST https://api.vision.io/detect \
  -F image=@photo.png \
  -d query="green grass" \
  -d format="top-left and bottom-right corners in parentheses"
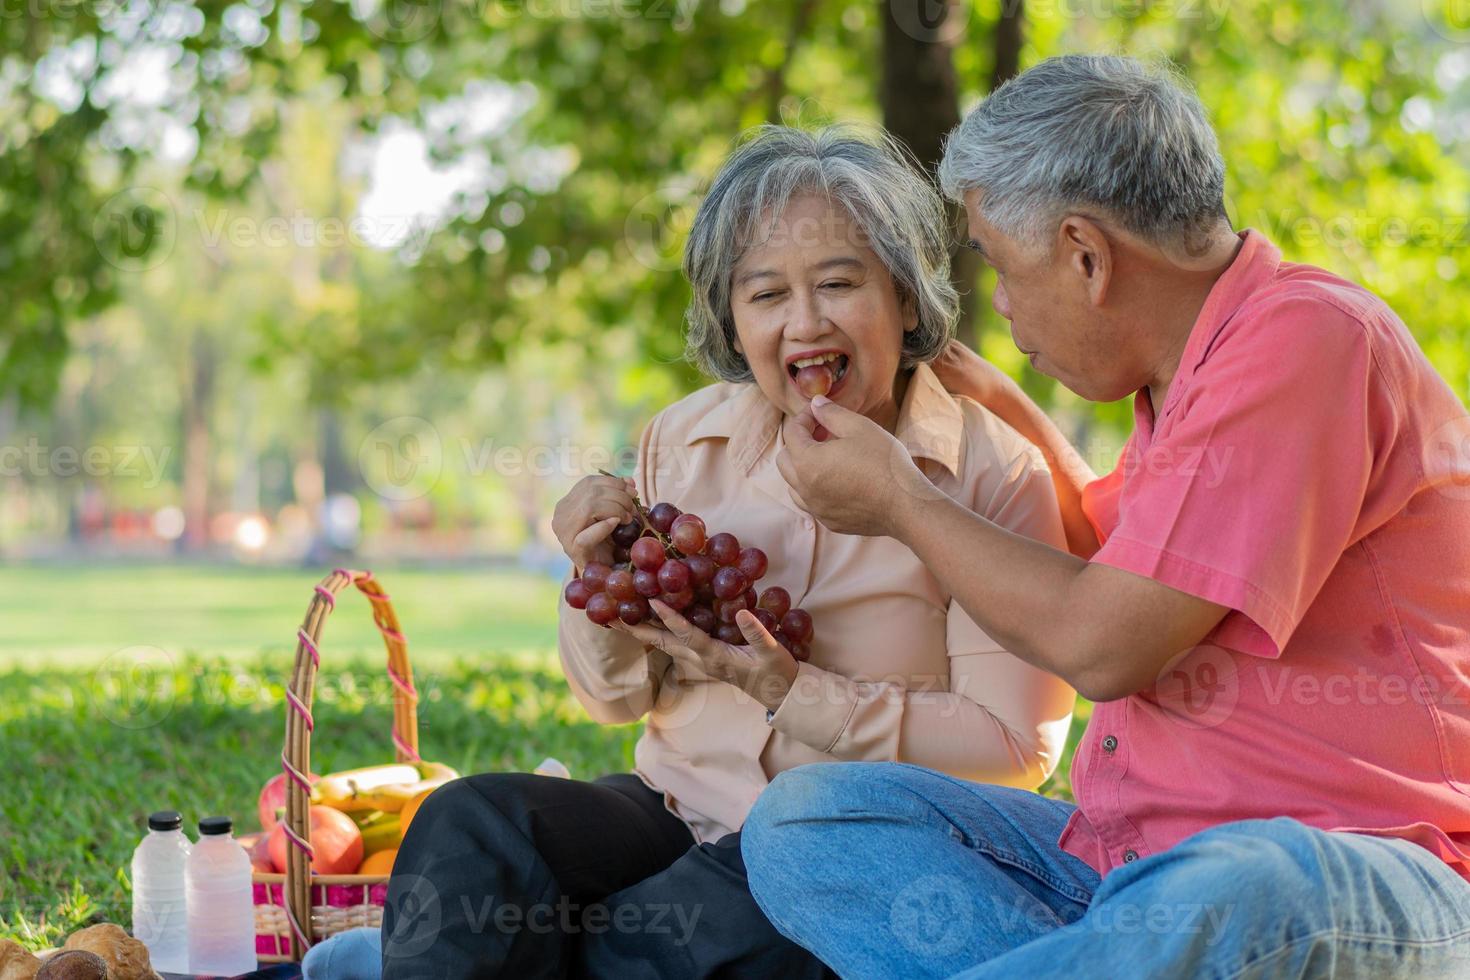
top-left (0, 563), bottom-right (1085, 950)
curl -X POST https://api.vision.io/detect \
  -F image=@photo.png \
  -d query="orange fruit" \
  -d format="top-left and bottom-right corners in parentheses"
top-left (358, 848), bottom-right (398, 876)
top-left (398, 787), bottom-right (437, 841)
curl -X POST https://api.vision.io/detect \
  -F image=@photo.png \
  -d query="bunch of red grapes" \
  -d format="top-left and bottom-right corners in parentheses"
top-left (564, 489), bottom-right (816, 662)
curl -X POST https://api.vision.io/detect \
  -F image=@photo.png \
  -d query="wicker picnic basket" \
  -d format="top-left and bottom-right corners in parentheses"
top-left (253, 568), bottom-right (419, 962)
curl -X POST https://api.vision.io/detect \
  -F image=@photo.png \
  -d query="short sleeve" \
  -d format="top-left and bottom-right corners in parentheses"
top-left (1091, 298), bottom-right (1385, 658)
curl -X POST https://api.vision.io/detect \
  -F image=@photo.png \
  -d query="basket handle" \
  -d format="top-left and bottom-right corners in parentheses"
top-left (280, 568), bottom-right (418, 959)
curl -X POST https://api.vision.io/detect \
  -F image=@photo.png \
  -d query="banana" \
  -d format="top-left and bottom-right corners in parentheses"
top-left (350, 809), bottom-right (403, 856)
top-left (313, 761), bottom-right (459, 813)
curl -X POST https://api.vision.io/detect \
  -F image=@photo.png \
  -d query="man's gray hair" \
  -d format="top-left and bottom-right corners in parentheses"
top-left (684, 125), bottom-right (958, 382)
top-left (938, 54), bottom-right (1227, 249)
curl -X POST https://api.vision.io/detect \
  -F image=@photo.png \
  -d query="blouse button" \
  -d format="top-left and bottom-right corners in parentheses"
top-left (1102, 735), bottom-right (1118, 753)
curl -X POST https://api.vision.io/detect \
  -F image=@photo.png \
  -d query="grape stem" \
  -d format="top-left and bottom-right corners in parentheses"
top-left (598, 468), bottom-right (675, 555)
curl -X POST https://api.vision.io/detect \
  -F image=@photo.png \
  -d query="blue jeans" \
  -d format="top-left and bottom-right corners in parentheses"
top-left (742, 762), bottom-right (1470, 979)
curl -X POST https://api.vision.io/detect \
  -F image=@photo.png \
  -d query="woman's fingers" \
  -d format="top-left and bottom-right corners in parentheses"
top-left (571, 516), bottom-right (621, 557)
top-left (735, 609), bottom-right (782, 651)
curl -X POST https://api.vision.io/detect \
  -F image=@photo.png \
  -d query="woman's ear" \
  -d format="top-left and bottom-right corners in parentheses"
top-left (901, 290), bottom-right (920, 333)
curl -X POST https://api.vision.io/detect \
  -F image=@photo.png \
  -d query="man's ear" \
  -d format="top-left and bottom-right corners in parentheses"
top-left (1057, 215), bottom-right (1112, 305)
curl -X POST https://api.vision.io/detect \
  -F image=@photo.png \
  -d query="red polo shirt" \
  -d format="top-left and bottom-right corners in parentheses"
top-left (1061, 230), bottom-right (1470, 881)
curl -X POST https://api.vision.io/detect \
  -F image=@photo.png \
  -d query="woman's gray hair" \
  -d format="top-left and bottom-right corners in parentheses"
top-left (938, 54), bottom-right (1227, 250)
top-left (683, 125), bottom-right (958, 382)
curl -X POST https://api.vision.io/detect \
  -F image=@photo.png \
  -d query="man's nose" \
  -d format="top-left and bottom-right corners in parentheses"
top-left (992, 278), bottom-right (1013, 321)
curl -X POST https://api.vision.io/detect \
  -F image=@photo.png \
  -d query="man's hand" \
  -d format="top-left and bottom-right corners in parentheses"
top-left (775, 396), bottom-right (943, 537)
top-left (612, 601), bottom-right (798, 712)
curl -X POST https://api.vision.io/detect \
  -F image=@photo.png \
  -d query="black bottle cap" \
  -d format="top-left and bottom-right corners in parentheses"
top-left (147, 810), bottom-right (182, 832)
top-left (198, 815), bottom-right (233, 836)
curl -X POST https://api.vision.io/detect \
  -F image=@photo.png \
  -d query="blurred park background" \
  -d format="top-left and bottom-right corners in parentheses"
top-left (3, 0), bottom-right (1469, 949)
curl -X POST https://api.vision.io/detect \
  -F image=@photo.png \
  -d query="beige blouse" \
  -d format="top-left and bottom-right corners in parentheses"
top-left (557, 363), bottom-right (1076, 843)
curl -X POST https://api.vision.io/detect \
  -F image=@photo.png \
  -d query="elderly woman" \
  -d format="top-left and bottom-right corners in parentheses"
top-left (381, 126), bottom-right (1076, 979)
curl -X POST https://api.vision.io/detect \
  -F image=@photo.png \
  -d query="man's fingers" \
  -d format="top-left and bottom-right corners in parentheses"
top-left (808, 395), bottom-right (867, 437)
top-left (784, 409), bottom-right (819, 450)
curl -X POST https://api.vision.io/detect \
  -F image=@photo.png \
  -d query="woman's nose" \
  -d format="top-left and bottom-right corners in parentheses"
top-left (785, 291), bottom-right (826, 340)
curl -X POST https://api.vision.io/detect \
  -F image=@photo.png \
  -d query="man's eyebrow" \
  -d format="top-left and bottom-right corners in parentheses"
top-left (964, 238), bottom-right (989, 260)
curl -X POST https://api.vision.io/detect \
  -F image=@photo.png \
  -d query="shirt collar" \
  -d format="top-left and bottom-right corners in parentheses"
top-left (684, 361), bottom-right (965, 477)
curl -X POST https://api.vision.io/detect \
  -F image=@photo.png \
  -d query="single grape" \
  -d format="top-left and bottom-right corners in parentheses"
top-left (757, 586), bottom-right (791, 620)
top-left (586, 593), bottom-right (619, 626)
top-left (736, 547), bottom-right (768, 581)
top-left (581, 562), bottom-right (611, 593)
top-left (633, 569), bottom-right (662, 598)
top-left (612, 545), bottom-right (632, 564)
top-left (648, 502), bottom-right (682, 534)
top-left (687, 606), bottom-right (719, 634)
top-left (618, 598), bottom-right (650, 626)
top-left (685, 555), bottom-right (717, 588)
top-left (670, 514), bottom-right (707, 554)
top-left (630, 536), bottom-right (667, 572)
top-left (716, 622), bottom-right (747, 646)
top-left (772, 629), bottom-right (791, 651)
top-left (605, 568), bottom-right (638, 602)
top-left (742, 587), bottom-right (757, 610)
top-left (695, 585), bottom-right (717, 604)
top-left (716, 598), bottom-right (746, 624)
top-left (611, 519), bottom-right (643, 548)
top-left (659, 588), bottom-right (694, 611)
top-left (795, 363), bottom-right (835, 398)
top-left (564, 579), bottom-right (592, 610)
top-left (752, 608), bottom-right (779, 635)
top-left (789, 641), bottom-right (811, 662)
top-left (706, 532), bottom-right (740, 566)
top-left (711, 566), bottom-right (749, 600)
top-left (780, 608), bottom-right (813, 643)
top-left (657, 559), bottom-right (691, 593)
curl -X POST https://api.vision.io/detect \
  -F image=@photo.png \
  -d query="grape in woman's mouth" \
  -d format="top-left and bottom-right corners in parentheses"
top-left (788, 352), bottom-right (850, 397)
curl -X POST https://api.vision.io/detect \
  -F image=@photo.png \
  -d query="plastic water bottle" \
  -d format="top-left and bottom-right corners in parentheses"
top-left (131, 810), bottom-right (192, 974)
top-left (186, 816), bottom-right (256, 976)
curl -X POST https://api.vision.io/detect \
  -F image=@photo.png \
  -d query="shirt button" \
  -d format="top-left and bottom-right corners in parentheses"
top-left (1102, 735), bottom-right (1118, 753)
top-left (1123, 849), bottom-right (1138, 863)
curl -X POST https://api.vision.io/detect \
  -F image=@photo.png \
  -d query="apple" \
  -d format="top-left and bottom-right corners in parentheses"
top-left (267, 805), bottom-right (364, 875)
top-left (239, 831), bottom-right (278, 873)
top-left (258, 771), bottom-right (319, 833)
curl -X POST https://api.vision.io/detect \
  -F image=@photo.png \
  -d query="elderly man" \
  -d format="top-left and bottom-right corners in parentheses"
top-left (740, 55), bottom-right (1470, 977)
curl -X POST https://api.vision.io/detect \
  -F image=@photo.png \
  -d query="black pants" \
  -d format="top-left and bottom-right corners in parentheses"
top-left (381, 772), bottom-right (834, 979)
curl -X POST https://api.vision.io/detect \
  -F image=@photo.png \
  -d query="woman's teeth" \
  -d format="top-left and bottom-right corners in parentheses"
top-left (788, 353), bottom-right (849, 380)
top-left (791, 352), bottom-right (843, 370)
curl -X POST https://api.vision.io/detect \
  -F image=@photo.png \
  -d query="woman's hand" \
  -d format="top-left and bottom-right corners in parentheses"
top-left (551, 474), bottom-right (639, 571)
top-left (930, 339), bottom-right (1018, 411)
top-left (612, 601), bottom-right (799, 713)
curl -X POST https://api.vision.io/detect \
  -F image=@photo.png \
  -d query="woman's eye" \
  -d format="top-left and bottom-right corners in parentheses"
top-left (752, 291), bottom-right (782, 302)
top-left (820, 281), bottom-right (853, 291)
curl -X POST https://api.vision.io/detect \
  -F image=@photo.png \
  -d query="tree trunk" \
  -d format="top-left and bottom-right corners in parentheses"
top-left (880, 0), bottom-right (980, 347)
top-left (181, 333), bottom-right (217, 552)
